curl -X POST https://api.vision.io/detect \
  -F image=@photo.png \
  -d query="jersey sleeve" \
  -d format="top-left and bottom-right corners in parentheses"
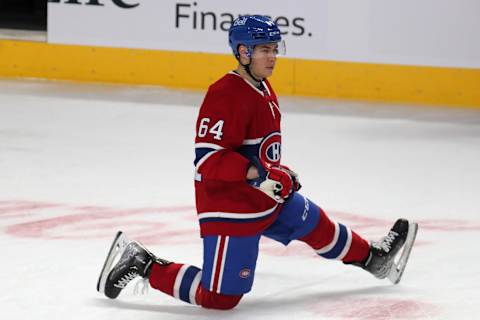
top-left (194, 88), bottom-right (251, 182)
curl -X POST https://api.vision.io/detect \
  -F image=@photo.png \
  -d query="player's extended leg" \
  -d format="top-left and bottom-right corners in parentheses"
top-left (97, 231), bottom-right (261, 310)
top-left (293, 195), bottom-right (371, 263)
top-left (263, 192), bottom-right (417, 283)
top-left (263, 192), bottom-right (370, 263)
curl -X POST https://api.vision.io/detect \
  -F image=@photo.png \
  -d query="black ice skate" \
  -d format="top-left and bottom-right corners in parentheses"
top-left (96, 231), bottom-right (171, 299)
top-left (355, 218), bottom-right (418, 284)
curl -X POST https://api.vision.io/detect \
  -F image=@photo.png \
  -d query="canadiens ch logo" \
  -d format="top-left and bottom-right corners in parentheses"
top-left (259, 132), bottom-right (282, 165)
top-left (239, 268), bottom-right (251, 279)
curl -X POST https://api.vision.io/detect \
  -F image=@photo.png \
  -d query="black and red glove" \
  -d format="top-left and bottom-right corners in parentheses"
top-left (278, 164), bottom-right (302, 192)
top-left (249, 158), bottom-right (297, 203)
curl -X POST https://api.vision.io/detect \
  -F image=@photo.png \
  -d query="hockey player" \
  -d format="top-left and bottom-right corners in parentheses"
top-left (97, 15), bottom-right (418, 310)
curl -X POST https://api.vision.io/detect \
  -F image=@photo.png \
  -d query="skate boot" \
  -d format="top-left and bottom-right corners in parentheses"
top-left (97, 231), bottom-right (171, 299)
top-left (352, 218), bottom-right (418, 284)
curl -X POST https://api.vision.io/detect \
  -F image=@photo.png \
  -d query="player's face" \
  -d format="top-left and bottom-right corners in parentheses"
top-left (250, 43), bottom-right (278, 79)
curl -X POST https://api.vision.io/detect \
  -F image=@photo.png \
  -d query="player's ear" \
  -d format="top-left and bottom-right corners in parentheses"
top-left (238, 45), bottom-right (250, 63)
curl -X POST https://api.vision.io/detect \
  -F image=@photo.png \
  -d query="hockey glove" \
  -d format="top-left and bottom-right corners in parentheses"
top-left (278, 164), bottom-right (302, 192)
top-left (249, 157), bottom-right (293, 203)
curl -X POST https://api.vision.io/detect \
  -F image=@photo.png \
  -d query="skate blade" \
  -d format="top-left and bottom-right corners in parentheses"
top-left (387, 221), bottom-right (418, 284)
top-left (96, 231), bottom-right (130, 293)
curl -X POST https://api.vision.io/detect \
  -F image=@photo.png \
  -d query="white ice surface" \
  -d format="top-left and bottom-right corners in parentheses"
top-left (1, 79), bottom-right (480, 319)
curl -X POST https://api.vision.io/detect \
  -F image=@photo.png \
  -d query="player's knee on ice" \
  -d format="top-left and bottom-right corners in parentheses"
top-left (196, 286), bottom-right (243, 310)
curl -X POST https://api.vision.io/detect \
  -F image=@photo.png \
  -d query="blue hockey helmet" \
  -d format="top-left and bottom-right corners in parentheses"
top-left (228, 15), bottom-right (285, 58)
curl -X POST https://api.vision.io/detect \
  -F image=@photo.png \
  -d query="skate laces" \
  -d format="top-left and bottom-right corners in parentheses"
top-left (373, 230), bottom-right (399, 253)
top-left (133, 278), bottom-right (150, 295)
top-left (113, 270), bottom-right (139, 289)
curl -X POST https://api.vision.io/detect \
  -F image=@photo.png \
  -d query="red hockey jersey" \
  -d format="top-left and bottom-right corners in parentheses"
top-left (194, 72), bottom-right (283, 237)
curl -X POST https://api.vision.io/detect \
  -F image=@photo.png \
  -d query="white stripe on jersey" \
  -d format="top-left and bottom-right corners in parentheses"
top-left (195, 149), bottom-right (219, 171)
top-left (242, 137), bottom-right (263, 145)
top-left (229, 71), bottom-right (264, 96)
top-left (195, 142), bottom-right (224, 150)
top-left (198, 204), bottom-right (278, 221)
top-left (195, 143), bottom-right (224, 171)
top-left (261, 81), bottom-right (272, 96)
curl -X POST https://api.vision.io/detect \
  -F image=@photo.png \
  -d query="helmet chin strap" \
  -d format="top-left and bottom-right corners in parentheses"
top-left (242, 61), bottom-right (263, 84)
top-left (236, 47), bottom-right (263, 84)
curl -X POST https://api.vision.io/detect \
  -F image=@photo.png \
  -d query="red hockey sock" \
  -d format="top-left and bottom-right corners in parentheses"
top-left (149, 263), bottom-right (201, 305)
top-left (149, 262), bottom-right (242, 309)
top-left (300, 208), bottom-right (370, 263)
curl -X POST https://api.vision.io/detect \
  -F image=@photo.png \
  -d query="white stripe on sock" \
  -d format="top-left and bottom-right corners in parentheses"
top-left (173, 265), bottom-right (189, 300)
top-left (316, 221), bottom-right (340, 255)
top-left (337, 227), bottom-right (353, 260)
top-left (189, 271), bottom-right (202, 305)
